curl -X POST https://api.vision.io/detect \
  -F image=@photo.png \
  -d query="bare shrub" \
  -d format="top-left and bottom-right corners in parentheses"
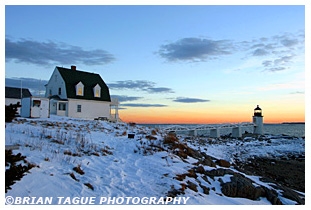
top-left (73, 165), bottom-right (85, 175)
top-left (70, 172), bottom-right (79, 181)
top-left (151, 129), bottom-right (158, 135)
top-left (84, 183), bottom-right (94, 190)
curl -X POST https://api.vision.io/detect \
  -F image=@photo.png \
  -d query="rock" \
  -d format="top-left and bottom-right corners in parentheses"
top-left (274, 185), bottom-right (305, 205)
top-left (166, 187), bottom-right (184, 198)
top-left (151, 129), bottom-right (158, 135)
top-left (187, 180), bottom-right (198, 192)
top-left (186, 169), bottom-right (198, 178)
top-left (204, 168), bottom-right (235, 178)
top-left (175, 174), bottom-right (186, 181)
top-left (163, 135), bottom-right (178, 145)
top-left (186, 147), bottom-right (203, 159)
top-left (145, 135), bottom-right (157, 140)
top-left (168, 131), bottom-right (176, 137)
top-left (194, 166), bottom-right (205, 174)
top-left (174, 149), bottom-right (188, 159)
top-left (194, 153), bottom-right (217, 167)
top-left (200, 185), bottom-right (210, 195)
top-left (264, 187), bottom-right (283, 205)
top-left (216, 159), bottom-right (231, 168)
top-left (196, 157), bottom-right (216, 167)
top-left (201, 175), bottom-right (212, 185)
top-left (221, 173), bottom-right (265, 201)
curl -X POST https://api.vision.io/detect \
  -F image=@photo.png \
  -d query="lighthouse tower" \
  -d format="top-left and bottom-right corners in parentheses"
top-left (253, 105), bottom-right (264, 135)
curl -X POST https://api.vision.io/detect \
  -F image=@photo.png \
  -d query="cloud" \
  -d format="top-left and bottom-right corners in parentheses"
top-left (121, 103), bottom-right (167, 107)
top-left (280, 38), bottom-right (299, 47)
top-left (261, 54), bottom-right (295, 72)
top-left (158, 38), bottom-right (233, 62)
top-left (265, 67), bottom-right (287, 72)
top-left (5, 77), bottom-right (47, 95)
top-left (247, 31), bottom-right (304, 72)
top-left (290, 91), bottom-right (304, 94)
top-left (110, 95), bottom-right (143, 102)
top-left (173, 97), bottom-right (210, 103)
top-left (262, 60), bottom-right (272, 67)
top-left (146, 87), bottom-right (174, 93)
top-left (156, 31), bottom-right (304, 74)
top-left (273, 55), bottom-right (294, 66)
top-left (5, 37), bottom-right (115, 66)
top-left (273, 34), bottom-right (301, 48)
top-left (108, 80), bottom-right (174, 93)
top-left (252, 48), bottom-right (269, 56)
top-left (108, 80), bottom-right (154, 90)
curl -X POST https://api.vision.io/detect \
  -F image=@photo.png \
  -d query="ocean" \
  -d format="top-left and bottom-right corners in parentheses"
top-left (263, 123), bottom-right (305, 138)
top-left (140, 123), bottom-right (305, 138)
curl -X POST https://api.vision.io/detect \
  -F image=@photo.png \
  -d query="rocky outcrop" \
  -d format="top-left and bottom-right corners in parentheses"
top-left (163, 133), bottom-right (304, 205)
top-left (264, 187), bottom-right (283, 205)
top-left (219, 170), bottom-right (306, 204)
top-left (172, 161), bottom-right (305, 204)
top-left (216, 159), bottom-right (231, 168)
top-left (221, 173), bottom-right (266, 201)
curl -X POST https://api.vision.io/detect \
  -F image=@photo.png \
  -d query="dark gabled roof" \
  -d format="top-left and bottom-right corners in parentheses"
top-left (5, 87), bottom-right (32, 99)
top-left (56, 66), bottom-right (111, 102)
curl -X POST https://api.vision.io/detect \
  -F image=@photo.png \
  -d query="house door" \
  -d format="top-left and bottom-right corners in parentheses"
top-left (57, 102), bottom-right (68, 116)
top-left (40, 100), bottom-right (49, 118)
top-left (31, 99), bottom-right (41, 117)
top-left (50, 100), bottom-right (57, 115)
top-left (31, 107), bottom-right (40, 117)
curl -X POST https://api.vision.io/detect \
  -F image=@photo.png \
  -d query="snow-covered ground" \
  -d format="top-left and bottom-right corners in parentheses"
top-left (4, 116), bottom-right (306, 206)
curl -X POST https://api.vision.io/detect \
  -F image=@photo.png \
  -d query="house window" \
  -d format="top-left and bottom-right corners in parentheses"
top-left (77, 87), bottom-right (83, 96)
top-left (49, 89), bottom-right (52, 96)
top-left (77, 105), bottom-right (82, 112)
top-left (93, 84), bottom-right (101, 98)
top-left (76, 81), bottom-right (84, 96)
top-left (33, 100), bottom-right (41, 107)
top-left (95, 89), bottom-right (100, 97)
top-left (58, 87), bottom-right (61, 95)
top-left (58, 103), bottom-right (66, 111)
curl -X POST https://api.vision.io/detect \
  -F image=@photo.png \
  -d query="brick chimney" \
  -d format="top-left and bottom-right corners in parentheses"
top-left (71, 65), bottom-right (76, 70)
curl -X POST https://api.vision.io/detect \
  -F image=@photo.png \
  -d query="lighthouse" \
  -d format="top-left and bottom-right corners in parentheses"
top-left (253, 105), bottom-right (264, 135)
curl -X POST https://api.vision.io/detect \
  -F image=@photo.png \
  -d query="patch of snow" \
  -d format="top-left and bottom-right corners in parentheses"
top-left (4, 116), bottom-right (305, 206)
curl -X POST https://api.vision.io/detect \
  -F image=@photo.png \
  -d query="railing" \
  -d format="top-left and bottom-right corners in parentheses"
top-left (163, 122), bottom-right (255, 132)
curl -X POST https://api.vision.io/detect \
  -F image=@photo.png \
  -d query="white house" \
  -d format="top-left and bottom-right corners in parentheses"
top-left (45, 66), bottom-right (116, 120)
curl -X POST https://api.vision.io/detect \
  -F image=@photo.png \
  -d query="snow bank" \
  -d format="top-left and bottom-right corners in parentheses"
top-left (4, 116), bottom-right (305, 206)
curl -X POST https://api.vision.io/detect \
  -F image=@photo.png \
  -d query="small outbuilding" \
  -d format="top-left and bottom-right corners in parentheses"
top-left (21, 97), bottom-right (50, 118)
top-left (5, 86), bottom-right (32, 115)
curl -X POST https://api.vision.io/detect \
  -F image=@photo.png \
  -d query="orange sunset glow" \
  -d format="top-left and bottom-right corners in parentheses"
top-left (118, 104), bottom-right (305, 124)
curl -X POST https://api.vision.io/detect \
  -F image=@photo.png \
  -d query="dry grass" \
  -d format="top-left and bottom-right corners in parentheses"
top-left (151, 129), bottom-right (158, 135)
top-left (145, 135), bottom-right (157, 140)
top-left (73, 165), bottom-right (85, 175)
top-left (84, 183), bottom-right (94, 190)
top-left (163, 135), bottom-right (179, 145)
top-left (69, 172), bottom-right (79, 181)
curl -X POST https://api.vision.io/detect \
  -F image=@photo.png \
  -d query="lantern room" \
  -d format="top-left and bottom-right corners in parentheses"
top-left (254, 105), bottom-right (262, 117)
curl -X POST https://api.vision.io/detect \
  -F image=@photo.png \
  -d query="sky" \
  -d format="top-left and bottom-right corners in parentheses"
top-left (3, 1), bottom-right (308, 124)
